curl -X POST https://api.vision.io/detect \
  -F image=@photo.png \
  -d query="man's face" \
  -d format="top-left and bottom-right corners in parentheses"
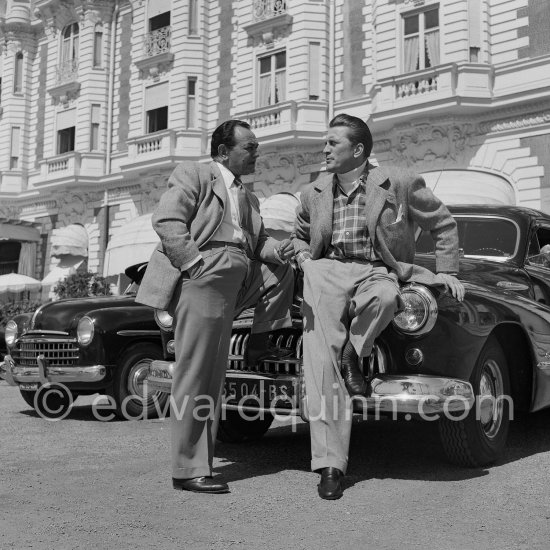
top-left (225, 126), bottom-right (260, 176)
top-left (323, 125), bottom-right (363, 174)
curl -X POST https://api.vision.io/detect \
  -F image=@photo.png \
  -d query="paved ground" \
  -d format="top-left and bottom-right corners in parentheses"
top-left (1, 379), bottom-right (550, 550)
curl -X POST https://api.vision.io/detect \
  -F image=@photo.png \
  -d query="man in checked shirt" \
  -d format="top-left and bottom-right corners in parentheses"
top-left (292, 114), bottom-right (465, 500)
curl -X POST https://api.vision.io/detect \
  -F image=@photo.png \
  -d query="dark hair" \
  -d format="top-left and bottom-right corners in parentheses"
top-left (329, 114), bottom-right (373, 158)
top-left (210, 119), bottom-right (252, 158)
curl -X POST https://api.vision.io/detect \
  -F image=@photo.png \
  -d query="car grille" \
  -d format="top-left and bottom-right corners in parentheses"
top-left (228, 329), bottom-right (302, 376)
top-left (12, 337), bottom-right (80, 368)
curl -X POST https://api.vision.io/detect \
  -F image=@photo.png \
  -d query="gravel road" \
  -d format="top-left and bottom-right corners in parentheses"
top-left (1, 380), bottom-right (550, 550)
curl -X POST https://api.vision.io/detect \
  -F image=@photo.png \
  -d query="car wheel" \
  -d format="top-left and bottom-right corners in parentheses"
top-left (20, 384), bottom-right (74, 419)
top-left (19, 389), bottom-right (37, 408)
top-left (439, 336), bottom-right (511, 467)
top-left (217, 410), bottom-right (274, 443)
top-left (110, 343), bottom-right (168, 420)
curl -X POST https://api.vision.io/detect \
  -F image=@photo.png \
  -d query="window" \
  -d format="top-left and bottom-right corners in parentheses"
top-left (308, 42), bottom-right (321, 100)
top-left (403, 7), bottom-right (439, 72)
top-left (147, 106), bottom-right (168, 133)
top-left (186, 77), bottom-right (197, 128)
top-left (58, 127), bottom-right (75, 154)
top-left (90, 104), bottom-right (100, 150)
top-left (258, 51), bottom-right (286, 107)
top-left (93, 25), bottom-right (103, 68)
top-left (189, 0), bottom-right (199, 35)
top-left (61, 23), bottom-right (79, 63)
top-left (10, 127), bottom-right (20, 169)
top-left (0, 242), bottom-right (22, 276)
top-left (149, 11), bottom-right (170, 31)
top-left (14, 52), bottom-right (23, 93)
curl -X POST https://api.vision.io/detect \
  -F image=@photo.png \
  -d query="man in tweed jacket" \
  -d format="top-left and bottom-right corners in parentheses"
top-left (137, 120), bottom-right (294, 494)
top-left (292, 114), bottom-right (464, 500)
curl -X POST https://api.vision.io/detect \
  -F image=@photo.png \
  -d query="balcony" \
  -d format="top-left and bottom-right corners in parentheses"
top-left (117, 129), bottom-right (205, 172)
top-left (47, 59), bottom-right (80, 104)
top-left (135, 26), bottom-right (174, 79)
top-left (369, 62), bottom-right (494, 131)
top-left (243, 0), bottom-right (292, 45)
top-left (236, 100), bottom-right (327, 145)
top-left (253, 0), bottom-right (288, 20)
top-left (38, 152), bottom-right (81, 181)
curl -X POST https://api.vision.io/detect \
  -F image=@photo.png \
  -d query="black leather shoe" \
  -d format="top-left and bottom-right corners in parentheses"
top-left (341, 356), bottom-right (367, 396)
top-left (172, 477), bottom-right (230, 494)
top-left (318, 467), bottom-right (344, 500)
top-left (244, 341), bottom-right (293, 369)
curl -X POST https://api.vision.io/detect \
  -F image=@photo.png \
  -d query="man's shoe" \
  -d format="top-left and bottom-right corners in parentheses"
top-left (341, 356), bottom-right (367, 396)
top-left (317, 467), bottom-right (344, 500)
top-left (244, 341), bottom-right (293, 369)
top-left (172, 477), bottom-right (230, 494)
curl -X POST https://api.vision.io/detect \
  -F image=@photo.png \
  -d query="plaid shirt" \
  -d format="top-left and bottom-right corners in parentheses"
top-left (326, 177), bottom-right (378, 261)
top-left (296, 175), bottom-right (379, 266)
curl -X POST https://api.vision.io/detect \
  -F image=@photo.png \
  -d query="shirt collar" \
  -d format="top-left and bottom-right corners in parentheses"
top-left (215, 162), bottom-right (240, 190)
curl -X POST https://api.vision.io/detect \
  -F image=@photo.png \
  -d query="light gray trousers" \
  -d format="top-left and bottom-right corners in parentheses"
top-left (301, 258), bottom-right (401, 473)
top-left (170, 244), bottom-right (294, 479)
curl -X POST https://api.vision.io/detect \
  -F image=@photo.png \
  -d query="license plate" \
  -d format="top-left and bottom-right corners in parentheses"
top-left (224, 376), bottom-right (297, 408)
top-left (19, 383), bottom-right (39, 391)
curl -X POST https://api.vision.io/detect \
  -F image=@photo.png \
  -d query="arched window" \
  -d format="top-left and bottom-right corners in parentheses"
top-left (61, 23), bottom-right (79, 63)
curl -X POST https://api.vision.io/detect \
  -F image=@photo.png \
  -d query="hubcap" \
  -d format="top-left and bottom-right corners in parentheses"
top-left (128, 358), bottom-right (157, 402)
top-left (478, 359), bottom-right (504, 439)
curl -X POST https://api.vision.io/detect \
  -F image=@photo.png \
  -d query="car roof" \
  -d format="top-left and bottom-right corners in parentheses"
top-left (448, 204), bottom-right (549, 222)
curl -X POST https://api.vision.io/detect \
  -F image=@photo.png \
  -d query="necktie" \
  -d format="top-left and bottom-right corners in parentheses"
top-left (235, 178), bottom-right (253, 251)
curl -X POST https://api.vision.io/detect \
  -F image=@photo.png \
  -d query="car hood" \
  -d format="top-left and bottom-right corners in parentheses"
top-left (414, 254), bottom-right (529, 294)
top-left (31, 294), bottom-right (140, 332)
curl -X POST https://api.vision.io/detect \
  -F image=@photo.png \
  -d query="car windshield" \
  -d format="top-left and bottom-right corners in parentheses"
top-left (416, 215), bottom-right (519, 262)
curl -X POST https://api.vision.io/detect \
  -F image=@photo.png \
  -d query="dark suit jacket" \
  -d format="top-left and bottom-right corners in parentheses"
top-left (136, 160), bottom-right (281, 309)
top-left (292, 164), bottom-right (459, 285)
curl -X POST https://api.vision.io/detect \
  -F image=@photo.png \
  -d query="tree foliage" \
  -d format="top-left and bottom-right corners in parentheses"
top-left (0, 300), bottom-right (42, 328)
top-left (53, 271), bottom-right (112, 300)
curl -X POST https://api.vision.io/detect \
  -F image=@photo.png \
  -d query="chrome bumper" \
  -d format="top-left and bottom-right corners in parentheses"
top-left (1, 354), bottom-right (106, 386)
top-left (147, 360), bottom-right (475, 416)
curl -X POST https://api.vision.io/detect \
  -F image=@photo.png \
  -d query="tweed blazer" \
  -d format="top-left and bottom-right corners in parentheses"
top-left (292, 164), bottom-right (459, 285)
top-left (136, 160), bottom-right (280, 309)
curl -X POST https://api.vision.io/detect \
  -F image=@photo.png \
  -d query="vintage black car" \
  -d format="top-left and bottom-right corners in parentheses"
top-left (147, 205), bottom-right (550, 467)
top-left (1, 263), bottom-right (168, 419)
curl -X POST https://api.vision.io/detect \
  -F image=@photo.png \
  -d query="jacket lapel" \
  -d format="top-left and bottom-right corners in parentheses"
top-left (209, 162), bottom-right (227, 208)
top-left (363, 165), bottom-right (393, 238)
top-left (313, 174), bottom-right (335, 250)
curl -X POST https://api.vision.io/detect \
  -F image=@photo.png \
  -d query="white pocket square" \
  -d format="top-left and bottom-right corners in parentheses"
top-left (390, 204), bottom-right (404, 225)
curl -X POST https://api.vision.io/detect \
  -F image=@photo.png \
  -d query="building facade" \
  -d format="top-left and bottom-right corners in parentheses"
top-left (0, 0), bottom-right (549, 286)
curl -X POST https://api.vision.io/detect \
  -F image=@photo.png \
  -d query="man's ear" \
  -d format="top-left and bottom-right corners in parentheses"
top-left (218, 144), bottom-right (228, 159)
top-left (353, 142), bottom-right (364, 159)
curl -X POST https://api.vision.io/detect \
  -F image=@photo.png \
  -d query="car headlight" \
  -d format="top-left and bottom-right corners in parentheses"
top-left (77, 316), bottom-right (95, 346)
top-left (5, 320), bottom-right (18, 348)
top-left (392, 284), bottom-right (438, 335)
top-left (154, 309), bottom-right (174, 330)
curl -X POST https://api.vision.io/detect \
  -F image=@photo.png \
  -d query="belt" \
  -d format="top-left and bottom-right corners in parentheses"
top-left (201, 240), bottom-right (246, 251)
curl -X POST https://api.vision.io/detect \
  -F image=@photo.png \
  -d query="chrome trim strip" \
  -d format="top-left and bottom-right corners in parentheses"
top-left (117, 330), bottom-right (160, 337)
top-left (23, 330), bottom-right (71, 336)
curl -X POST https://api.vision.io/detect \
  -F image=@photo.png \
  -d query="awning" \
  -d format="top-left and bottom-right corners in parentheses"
top-left (422, 170), bottom-right (515, 205)
top-left (260, 192), bottom-right (300, 239)
top-left (50, 224), bottom-right (88, 256)
top-left (103, 213), bottom-right (160, 276)
top-left (0, 220), bottom-right (41, 242)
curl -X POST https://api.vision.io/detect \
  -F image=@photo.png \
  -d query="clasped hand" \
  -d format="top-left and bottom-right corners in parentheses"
top-left (277, 239), bottom-right (295, 262)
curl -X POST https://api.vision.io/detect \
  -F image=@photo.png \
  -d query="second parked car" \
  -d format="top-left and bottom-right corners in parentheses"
top-left (1, 263), bottom-right (167, 419)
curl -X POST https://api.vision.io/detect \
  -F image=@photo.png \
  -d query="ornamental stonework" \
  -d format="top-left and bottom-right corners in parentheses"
top-left (377, 123), bottom-right (477, 169)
